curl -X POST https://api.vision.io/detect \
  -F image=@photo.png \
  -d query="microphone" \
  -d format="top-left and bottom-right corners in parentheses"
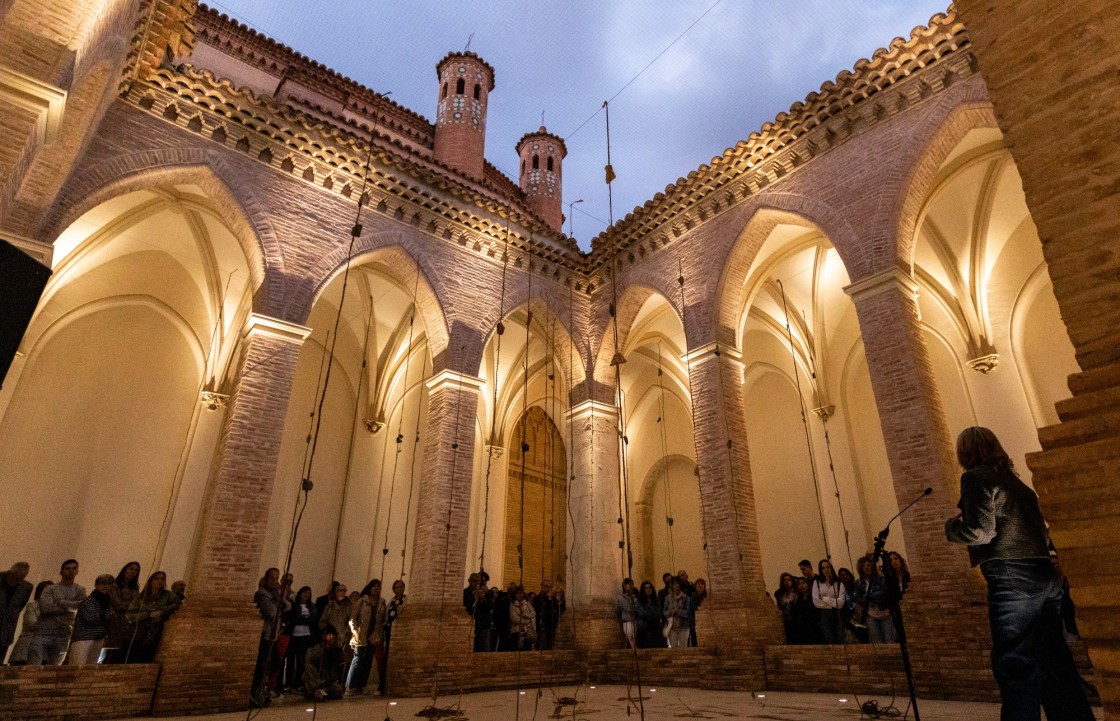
top-left (876, 487), bottom-right (933, 543)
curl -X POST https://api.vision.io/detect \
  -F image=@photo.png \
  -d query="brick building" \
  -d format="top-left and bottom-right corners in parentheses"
top-left (1, 1), bottom-right (1117, 719)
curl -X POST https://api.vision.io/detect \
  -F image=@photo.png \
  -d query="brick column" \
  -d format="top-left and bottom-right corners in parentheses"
top-left (684, 342), bottom-right (783, 682)
top-left (566, 396), bottom-right (627, 656)
top-left (845, 269), bottom-right (995, 701)
top-left (152, 313), bottom-right (311, 715)
top-left (948, 3), bottom-right (1120, 713)
top-left (385, 368), bottom-right (483, 696)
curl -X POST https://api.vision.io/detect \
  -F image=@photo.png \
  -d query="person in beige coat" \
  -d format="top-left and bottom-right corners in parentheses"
top-left (346, 579), bottom-right (387, 695)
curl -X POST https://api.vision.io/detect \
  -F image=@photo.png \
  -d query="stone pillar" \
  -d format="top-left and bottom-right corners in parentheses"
top-left (386, 368), bottom-right (483, 696)
top-left (566, 396), bottom-right (626, 658)
top-left (844, 269), bottom-right (996, 700)
top-left (152, 313), bottom-right (311, 715)
top-left (948, 3), bottom-right (1120, 713)
top-left (684, 342), bottom-right (783, 683)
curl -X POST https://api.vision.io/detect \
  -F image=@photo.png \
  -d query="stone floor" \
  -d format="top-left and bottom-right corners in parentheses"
top-left (153, 686), bottom-right (1030, 721)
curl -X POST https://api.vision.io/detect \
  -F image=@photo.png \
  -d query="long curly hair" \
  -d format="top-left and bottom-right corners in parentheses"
top-left (955, 426), bottom-right (1016, 476)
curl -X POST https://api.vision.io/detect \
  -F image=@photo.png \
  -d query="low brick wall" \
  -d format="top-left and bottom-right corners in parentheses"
top-left (764, 644), bottom-right (905, 695)
top-left (0, 665), bottom-right (159, 721)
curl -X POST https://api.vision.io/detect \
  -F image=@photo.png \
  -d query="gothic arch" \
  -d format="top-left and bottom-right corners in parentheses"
top-left (301, 237), bottom-right (451, 363)
top-left (715, 200), bottom-right (859, 350)
top-left (45, 150), bottom-right (282, 308)
top-left (477, 285), bottom-right (589, 388)
top-left (892, 102), bottom-right (1001, 269)
top-left (591, 284), bottom-right (682, 387)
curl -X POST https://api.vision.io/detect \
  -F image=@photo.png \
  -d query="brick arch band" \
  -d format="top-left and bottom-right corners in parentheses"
top-left (43, 149), bottom-right (285, 312)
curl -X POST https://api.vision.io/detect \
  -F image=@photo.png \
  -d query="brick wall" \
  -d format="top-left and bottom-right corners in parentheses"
top-left (952, 1), bottom-right (1120, 716)
top-left (0, 665), bottom-right (159, 721)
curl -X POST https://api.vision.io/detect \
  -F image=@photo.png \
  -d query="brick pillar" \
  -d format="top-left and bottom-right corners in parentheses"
top-left (684, 342), bottom-right (783, 684)
top-left (845, 269), bottom-right (996, 701)
top-left (386, 368), bottom-right (483, 696)
top-left (566, 394), bottom-right (627, 659)
top-left (151, 313), bottom-right (311, 715)
top-left (949, 3), bottom-right (1120, 713)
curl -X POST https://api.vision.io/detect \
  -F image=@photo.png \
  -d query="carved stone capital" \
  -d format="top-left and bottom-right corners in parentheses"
top-left (484, 444), bottom-right (505, 459)
top-left (200, 391), bottom-right (229, 411)
top-left (424, 369), bottom-right (485, 394)
top-left (363, 418), bottom-right (386, 433)
top-left (967, 353), bottom-right (1000, 374)
top-left (812, 405), bottom-right (836, 422)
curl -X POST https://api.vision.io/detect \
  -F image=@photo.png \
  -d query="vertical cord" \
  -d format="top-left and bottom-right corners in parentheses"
top-left (777, 278), bottom-right (831, 561)
top-left (330, 300), bottom-right (375, 582)
top-left (400, 260), bottom-right (428, 581)
top-left (603, 99), bottom-right (645, 721)
top-left (513, 236), bottom-right (534, 721)
top-left (656, 341), bottom-right (677, 574)
top-left (479, 207), bottom-right (513, 575)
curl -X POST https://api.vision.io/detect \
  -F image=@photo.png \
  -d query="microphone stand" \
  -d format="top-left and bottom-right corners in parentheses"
top-left (871, 487), bottom-right (931, 721)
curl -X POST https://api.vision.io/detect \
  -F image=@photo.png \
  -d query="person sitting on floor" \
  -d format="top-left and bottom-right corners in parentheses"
top-left (303, 625), bottom-right (346, 701)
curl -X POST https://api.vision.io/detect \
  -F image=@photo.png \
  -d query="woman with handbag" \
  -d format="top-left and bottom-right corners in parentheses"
top-left (122, 571), bottom-right (180, 662)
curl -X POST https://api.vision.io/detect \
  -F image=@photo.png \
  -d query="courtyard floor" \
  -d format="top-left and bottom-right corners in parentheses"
top-left (152, 686), bottom-right (1041, 721)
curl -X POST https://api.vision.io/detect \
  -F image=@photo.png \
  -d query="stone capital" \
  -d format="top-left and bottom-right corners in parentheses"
top-left (566, 399), bottom-right (618, 422)
top-left (242, 313), bottom-right (312, 344)
top-left (424, 368), bottom-right (485, 394)
top-left (681, 341), bottom-right (743, 367)
top-left (843, 267), bottom-right (919, 302)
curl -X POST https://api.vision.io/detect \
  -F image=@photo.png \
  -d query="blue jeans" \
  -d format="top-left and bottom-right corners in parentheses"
top-left (347, 644), bottom-right (373, 691)
top-left (982, 558), bottom-right (1093, 721)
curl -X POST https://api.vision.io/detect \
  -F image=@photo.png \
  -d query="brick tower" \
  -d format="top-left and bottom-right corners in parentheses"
top-left (516, 126), bottom-right (567, 232)
top-left (433, 51), bottom-right (495, 179)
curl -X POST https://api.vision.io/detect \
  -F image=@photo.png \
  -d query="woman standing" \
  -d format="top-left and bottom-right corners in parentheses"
top-left (347, 579), bottom-right (387, 696)
top-left (68, 574), bottom-right (115, 665)
top-left (811, 559), bottom-right (846, 644)
top-left (509, 587), bottom-right (536, 651)
top-left (615, 578), bottom-right (638, 649)
top-left (123, 571), bottom-right (180, 662)
top-left (379, 580), bottom-right (405, 695)
top-left (945, 426), bottom-right (1093, 721)
top-left (8, 581), bottom-right (52, 665)
top-left (887, 552), bottom-right (911, 596)
top-left (282, 586), bottom-right (318, 693)
top-left (101, 562), bottom-right (140, 663)
top-left (636, 581), bottom-right (662, 648)
top-left (856, 554), bottom-right (895, 643)
top-left (774, 573), bottom-right (798, 644)
top-left (789, 577), bottom-right (822, 644)
top-left (662, 577), bottom-right (691, 649)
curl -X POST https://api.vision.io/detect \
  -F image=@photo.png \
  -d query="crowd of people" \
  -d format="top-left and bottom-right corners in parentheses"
top-left (772, 553), bottom-right (910, 645)
top-left (463, 573), bottom-right (567, 652)
top-left (615, 570), bottom-right (708, 649)
top-left (0, 559), bottom-right (185, 667)
top-left (249, 569), bottom-right (407, 707)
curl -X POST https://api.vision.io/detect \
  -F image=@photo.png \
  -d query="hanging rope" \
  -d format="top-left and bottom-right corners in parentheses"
top-left (654, 342), bottom-right (678, 575)
top-left (513, 234), bottom-right (535, 721)
top-left (776, 278), bottom-right (832, 562)
top-left (803, 310), bottom-right (856, 570)
top-left (478, 204), bottom-right (514, 576)
top-left (330, 299), bottom-right (375, 582)
top-left (399, 261), bottom-right (430, 581)
top-left (603, 99), bottom-right (646, 721)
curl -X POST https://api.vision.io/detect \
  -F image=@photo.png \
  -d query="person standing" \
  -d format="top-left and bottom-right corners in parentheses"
top-left (123, 571), bottom-right (180, 662)
top-left (251, 568), bottom-right (288, 707)
top-left (662, 577), bottom-right (691, 649)
top-left (380, 579), bottom-right (405, 695)
top-left (28, 559), bottom-right (86, 664)
top-left (347, 579), bottom-right (386, 695)
top-left (0, 562), bottom-right (32, 661)
top-left (68, 574), bottom-right (115, 665)
top-left (8, 581), bottom-right (52, 664)
top-left (101, 561), bottom-right (141, 664)
top-left (812, 559), bottom-right (847, 644)
top-left (945, 426), bottom-right (1093, 721)
top-left (616, 578), bottom-right (639, 649)
top-left (282, 586), bottom-right (318, 692)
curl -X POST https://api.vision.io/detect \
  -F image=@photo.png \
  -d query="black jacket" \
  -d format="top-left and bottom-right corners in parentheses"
top-left (945, 465), bottom-right (1050, 567)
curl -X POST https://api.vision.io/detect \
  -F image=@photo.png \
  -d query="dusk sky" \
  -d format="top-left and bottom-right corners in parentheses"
top-left (205, 1), bottom-right (952, 249)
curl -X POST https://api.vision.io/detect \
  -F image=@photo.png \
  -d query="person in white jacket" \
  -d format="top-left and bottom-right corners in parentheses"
top-left (811, 559), bottom-right (847, 644)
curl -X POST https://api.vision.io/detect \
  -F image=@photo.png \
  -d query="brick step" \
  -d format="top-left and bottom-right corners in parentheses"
top-left (1036, 405), bottom-right (1120, 450)
top-left (1055, 384), bottom-right (1120, 422)
top-left (1026, 434), bottom-right (1120, 472)
top-left (1067, 362), bottom-right (1120, 396)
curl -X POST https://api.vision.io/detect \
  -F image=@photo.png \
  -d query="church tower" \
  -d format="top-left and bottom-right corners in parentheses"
top-left (516, 127), bottom-right (567, 232)
top-left (434, 51), bottom-right (495, 180)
